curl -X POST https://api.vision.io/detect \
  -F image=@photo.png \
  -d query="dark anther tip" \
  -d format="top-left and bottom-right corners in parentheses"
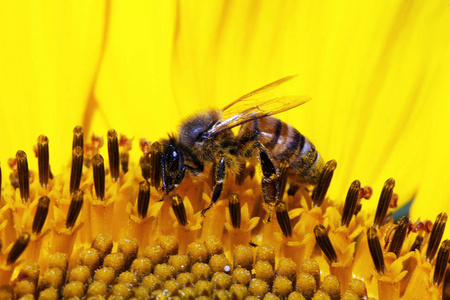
top-left (138, 180), bottom-right (151, 218)
top-left (72, 126), bottom-right (84, 149)
top-left (107, 129), bottom-right (120, 182)
top-left (314, 224), bottom-right (338, 263)
top-left (32, 196), bottom-right (50, 235)
top-left (276, 201), bottom-right (292, 238)
top-left (120, 152), bottom-right (129, 174)
top-left (426, 212), bottom-right (448, 262)
top-left (66, 190), bottom-right (84, 229)
top-left (140, 155), bottom-right (151, 181)
top-left (387, 216), bottom-right (409, 257)
top-left (367, 226), bottom-right (385, 274)
top-left (312, 159), bottom-right (337, 207)
top-left (229, 193), bottom-right (241, 229)
top-left (373, 178), bottom-right (395, 228)
top-left (341, 180), bottom-right (361, 227)
top-left (150, 142), bottom-right (162, 190)
top-left (93, 154), bottom-right (105, 200)
top-left (6, 232), bottom-right (30, 265)
top-left (70, 146), bottom-right (84, 195)
top-left (16, 150), bottom-right (30, 203)
top-left (433, 240), bottom-right (450, 286)
top-left (37, 135), bottom-right (50, 188)
top-left (171, 194), bottom-right (187, 226)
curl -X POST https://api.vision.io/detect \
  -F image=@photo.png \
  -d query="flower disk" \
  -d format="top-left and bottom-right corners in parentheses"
top-left (0, 127), bottom-right (447, 299)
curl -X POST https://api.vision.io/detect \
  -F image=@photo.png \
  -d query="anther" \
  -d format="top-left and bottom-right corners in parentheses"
top-left (32, 196), bottom-right (50, 235)
top-left (433, 240), bottom-right (450, 285)
top-left (278, 161), bottom-right (289, 201)
top-left (70, 146), bottom-right (84, 195)
top-left (443, 267), bottom-right (450, 299)
top-left (140, 155), bottom-right (151, 181)
top-left (107, 129), bottom-right (120, 182)
top-left (120, 152), bottom-right (129, 174)
top-left (312, 160), bottom-right (337, 207)
top-left (373, 178), bottom-right (395, 228)
top-left (6, 232), bottom-right (30, 265)
top-left (276, 201), bottom-right (292, 237)
top-left (138, 181), bottom-right (151, 218)
top-left (228, 193), bottom-right (241, 229)
top-left (66, 190), bottom-right (84, 229)
top-left (119, 135), bottom-right (132, 174)
top-left (92, 154), bottom-right (105, 200)
top-left (37, 135), bottom-right (50, 188)
top-left (387, 216), bottom-right (409, 257)
top-left (150, 142), bottom-right (162, 190)
top-left (314, 225), bottom-right (338, 262)
top-left (72, 126), bottom-right (84, 149)
top-left (341, 180), bottom-right (361, 227)
top-left (16, 150), bottom-right (30, 202)
top-left (410, 235), bottom-right (424, 252)
top-left (426, 212), bottom-right (448, 262)
top-left (171, 194), bottom-right (187, 226)
top-left (367, 226), bottom-right (385, 274)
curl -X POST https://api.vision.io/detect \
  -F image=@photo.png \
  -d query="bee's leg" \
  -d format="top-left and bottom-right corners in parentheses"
top-left (158, 152), bottom-right (168, 202)
top-left (257, 143), bottom-right (278, 222)
top-left (257, 143), bottom-right (290, 222)
top-left (201, 155), bottom-right (227, 217)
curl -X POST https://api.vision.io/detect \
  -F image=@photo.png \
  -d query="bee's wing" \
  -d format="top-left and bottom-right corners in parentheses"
top-left (207, 76), bottom-right (311, 137)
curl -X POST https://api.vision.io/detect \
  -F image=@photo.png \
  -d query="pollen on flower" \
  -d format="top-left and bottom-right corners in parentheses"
top-left (0, 126), bottom-right (449, 299)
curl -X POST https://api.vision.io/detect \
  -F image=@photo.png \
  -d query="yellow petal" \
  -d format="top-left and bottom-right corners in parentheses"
top-left (0, 2), bottom-right (106, 170)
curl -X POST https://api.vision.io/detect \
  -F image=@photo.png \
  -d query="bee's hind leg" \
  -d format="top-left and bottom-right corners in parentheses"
top-left (201, 154), bottom-right (227, 217)
top-left (256, 143), bottom-right (289, 222)
top-left (256, 143), bottom-right (279, 222)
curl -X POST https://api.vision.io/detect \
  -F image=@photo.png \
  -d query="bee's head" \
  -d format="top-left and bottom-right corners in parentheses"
top-left (178, 110), bottom-right (221, 149)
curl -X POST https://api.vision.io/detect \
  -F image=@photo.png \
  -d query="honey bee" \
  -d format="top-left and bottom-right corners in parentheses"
top-left (155, 76), bottom-right (325, 217)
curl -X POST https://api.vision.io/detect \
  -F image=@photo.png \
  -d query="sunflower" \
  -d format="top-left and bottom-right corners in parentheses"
top-left (0, 1), bottom-right (449, 299)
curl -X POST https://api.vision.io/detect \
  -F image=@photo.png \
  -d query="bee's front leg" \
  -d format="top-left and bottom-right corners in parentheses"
top-left (201, 154), bottom-right (227, 217)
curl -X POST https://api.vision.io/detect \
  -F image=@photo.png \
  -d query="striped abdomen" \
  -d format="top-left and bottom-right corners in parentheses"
top-left (237, 116), bottom-right (324, 185)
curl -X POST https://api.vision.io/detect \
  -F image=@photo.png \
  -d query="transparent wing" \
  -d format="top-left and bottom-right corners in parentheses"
top-left (207, 76), bottom-right (311, 137)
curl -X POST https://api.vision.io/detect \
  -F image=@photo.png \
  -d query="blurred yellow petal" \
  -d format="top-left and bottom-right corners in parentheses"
top-left (411, 59), bottom-right (450, 238)
top-left (93, 1), bottom-right (178, 138)
top-left (0, 2), bottom-right (106, 171)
